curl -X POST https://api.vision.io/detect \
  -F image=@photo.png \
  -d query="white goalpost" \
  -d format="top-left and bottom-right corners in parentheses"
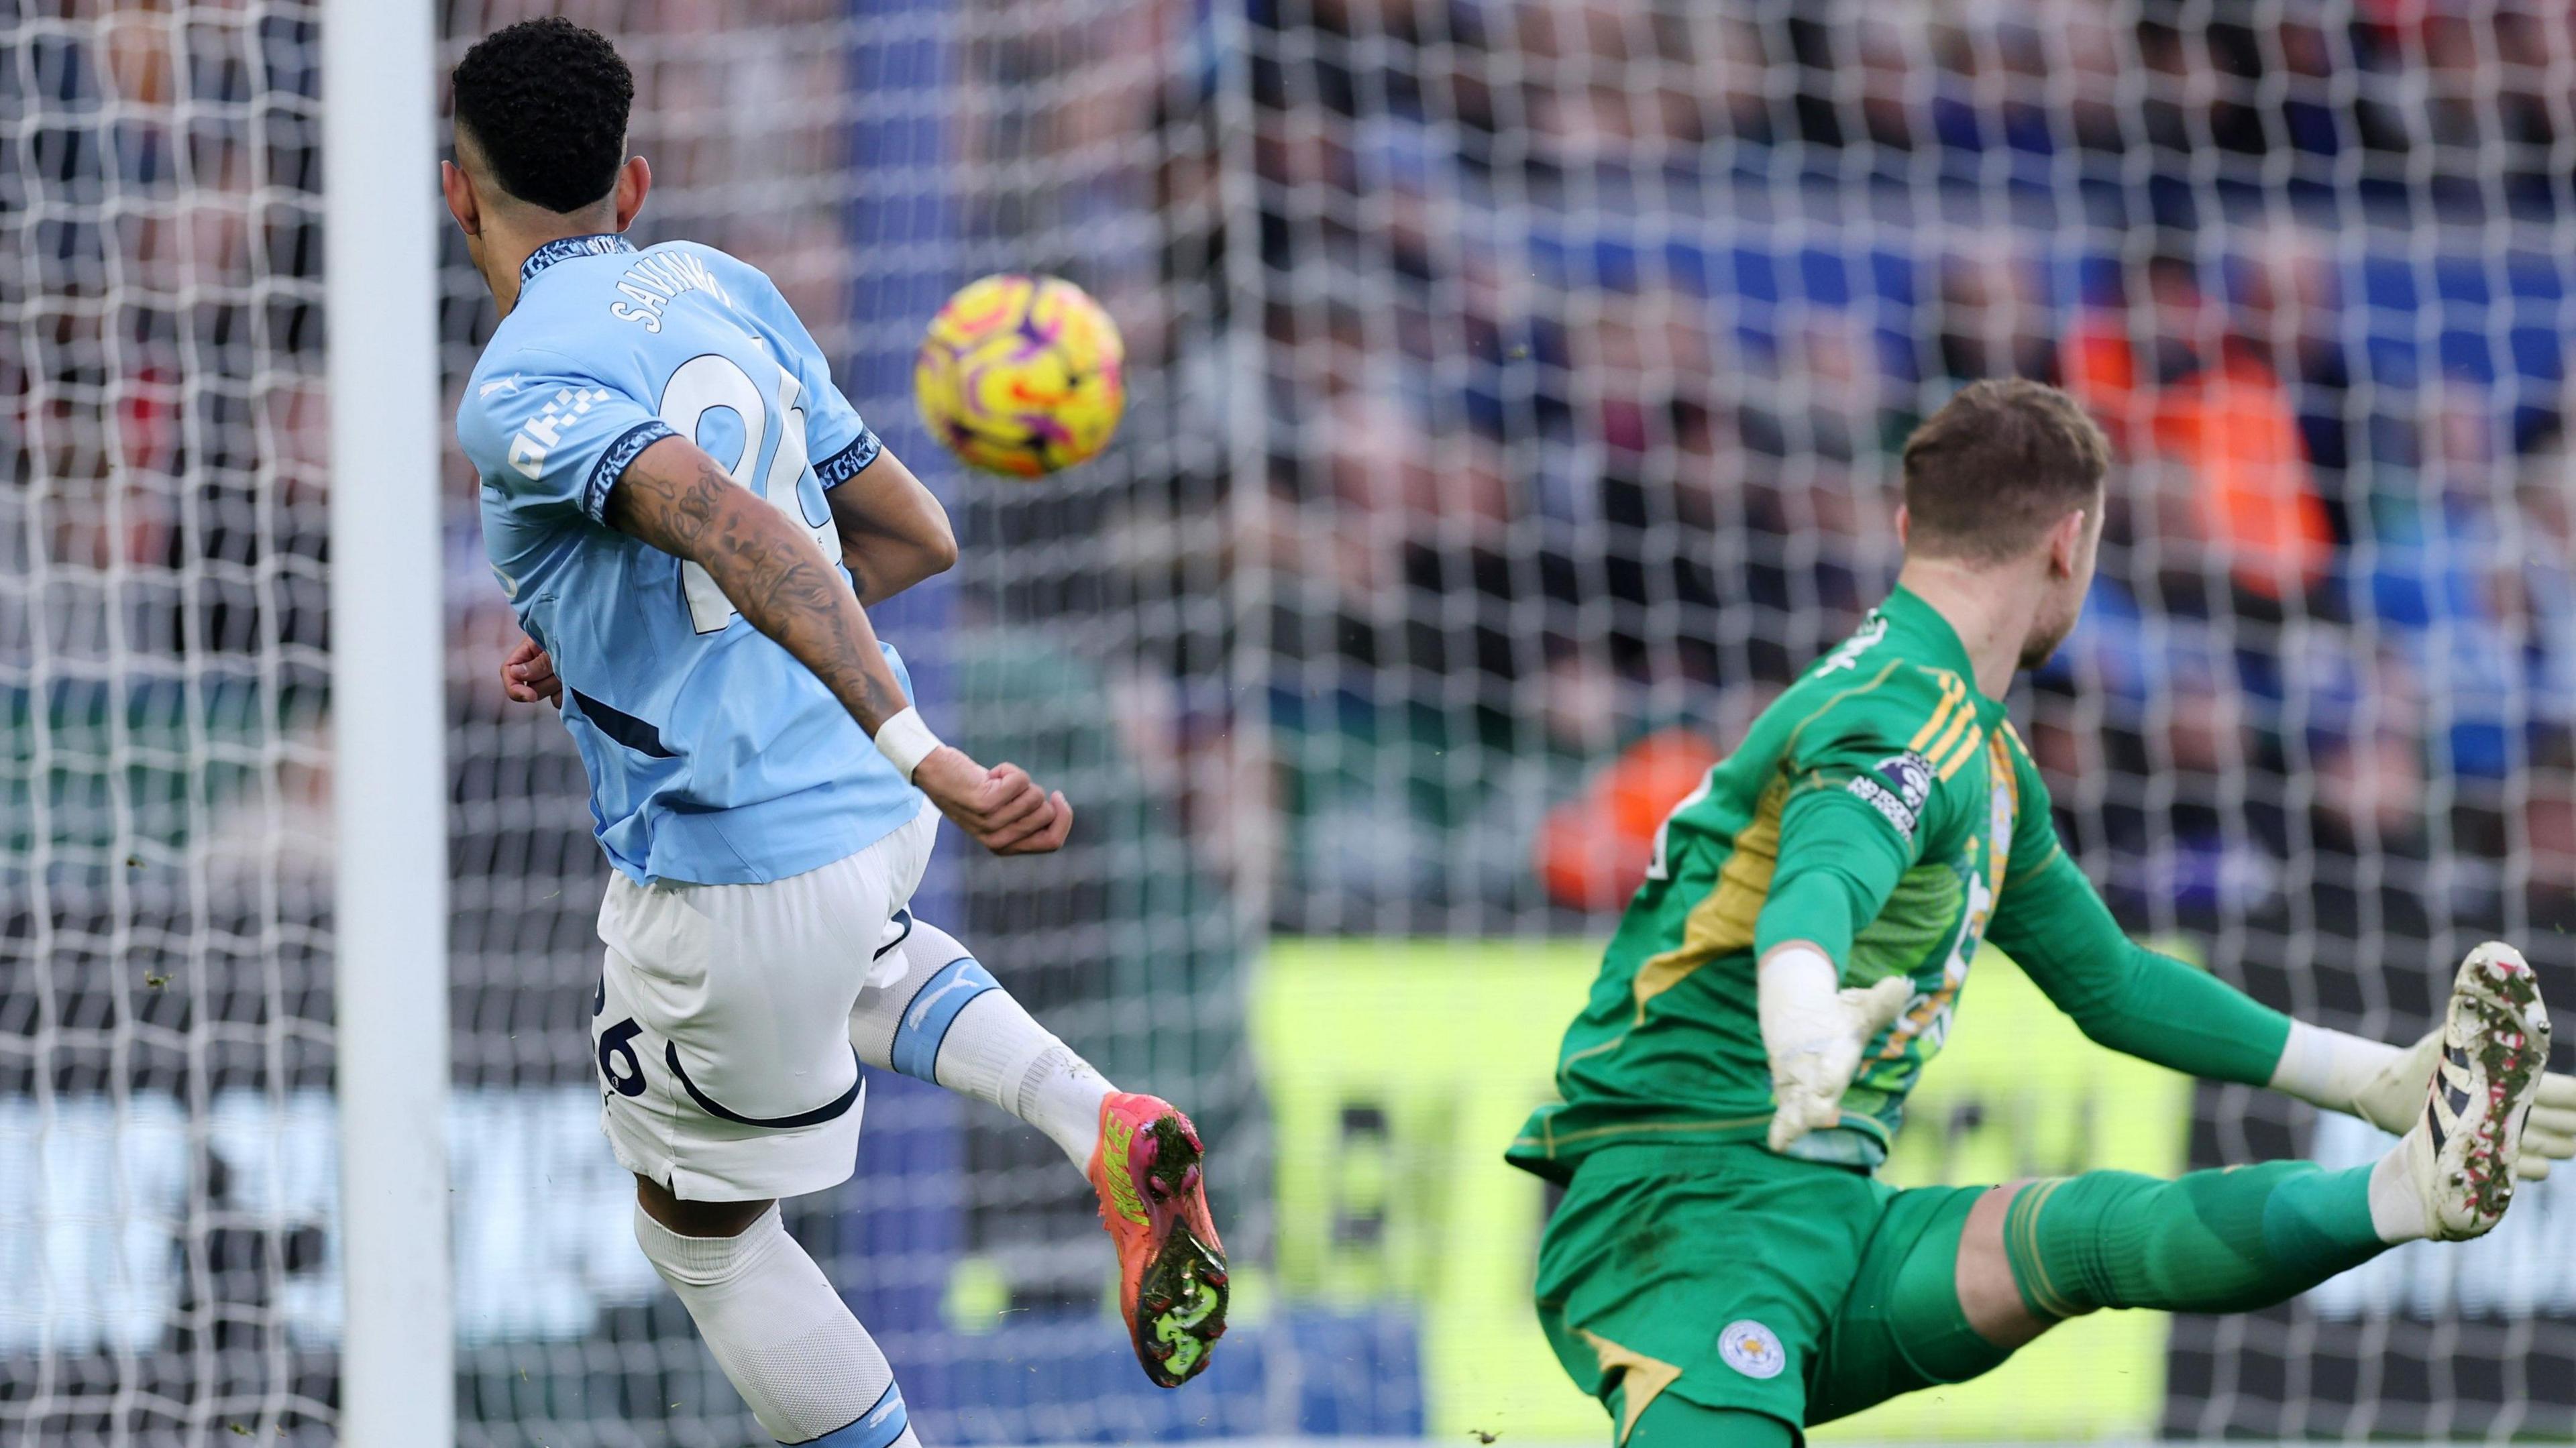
top-left (324, 0), bottom-right (451, 1443)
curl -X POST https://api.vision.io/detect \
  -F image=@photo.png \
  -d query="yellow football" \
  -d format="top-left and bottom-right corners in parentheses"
top-left (914, 274), bottom-right (1125, 477)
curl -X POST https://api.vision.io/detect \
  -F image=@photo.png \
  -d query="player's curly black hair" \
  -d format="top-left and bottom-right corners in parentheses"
top-left (450, 18), bottom-right (634, 215)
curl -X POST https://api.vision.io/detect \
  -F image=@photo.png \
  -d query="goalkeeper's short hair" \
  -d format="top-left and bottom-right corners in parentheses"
top-left (1900, 378), bottom-right (2110, 565)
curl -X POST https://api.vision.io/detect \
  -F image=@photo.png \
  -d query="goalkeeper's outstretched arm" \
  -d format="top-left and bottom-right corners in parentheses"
top-left (1986, 850), bottom-right (2576, 1178)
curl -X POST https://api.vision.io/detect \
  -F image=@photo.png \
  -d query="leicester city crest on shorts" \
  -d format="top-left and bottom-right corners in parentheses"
top-left (1717, 1319), bottom-right (1786, 1380)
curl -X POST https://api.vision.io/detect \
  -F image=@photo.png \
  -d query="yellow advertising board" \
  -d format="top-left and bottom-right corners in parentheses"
top-left (1252, 938), bottom-right (2194, 1443)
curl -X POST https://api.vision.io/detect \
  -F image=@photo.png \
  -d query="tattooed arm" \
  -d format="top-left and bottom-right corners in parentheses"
top-left (606, 433), bottom-right (1070, 854)
top-left (824, 447), bottom-right (956, 606)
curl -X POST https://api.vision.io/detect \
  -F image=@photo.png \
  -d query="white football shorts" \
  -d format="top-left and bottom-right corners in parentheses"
top-left (590, 801), bottom-right (937, 1201)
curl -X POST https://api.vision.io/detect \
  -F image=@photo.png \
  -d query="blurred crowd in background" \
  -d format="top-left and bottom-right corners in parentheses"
top-left (19, 0), bottom-right (2576, 1000)
top-left (1212, 0), bottom-right (2576, 991)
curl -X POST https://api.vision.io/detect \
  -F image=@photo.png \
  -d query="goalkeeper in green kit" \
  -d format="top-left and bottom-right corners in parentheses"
top-left (1507, 379), bottom-right (2576, 1447)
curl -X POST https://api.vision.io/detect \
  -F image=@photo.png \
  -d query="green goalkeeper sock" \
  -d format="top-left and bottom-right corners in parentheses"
top-left (2003, 1162), bottom-right (2391, 1319)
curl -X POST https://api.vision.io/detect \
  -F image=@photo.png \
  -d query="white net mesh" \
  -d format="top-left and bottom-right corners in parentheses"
top-left (3, 0), bottom-right (335, 1441)
top-left (18, 0), bottom-right (2576, 1441)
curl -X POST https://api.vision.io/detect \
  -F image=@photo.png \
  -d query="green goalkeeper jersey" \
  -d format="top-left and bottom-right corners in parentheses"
top-left (1508, 586), bottom-right (2293, 1182)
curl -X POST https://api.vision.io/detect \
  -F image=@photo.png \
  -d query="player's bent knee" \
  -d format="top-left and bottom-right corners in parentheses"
top-left (1621, 1393), bottom-right (1795, 1448)
top-left (635, 1172), bottom-right (776, 1240)
top-left (1956, 1180), bottom-right (2068, 1348)
top-left (849, 914), bottom-right (1004, 1081)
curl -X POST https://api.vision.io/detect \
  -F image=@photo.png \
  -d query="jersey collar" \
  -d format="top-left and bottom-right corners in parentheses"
top-left (519, 233), bottom-right (635, 288)
top-left (1877, 586), bottom-right (1984, 698)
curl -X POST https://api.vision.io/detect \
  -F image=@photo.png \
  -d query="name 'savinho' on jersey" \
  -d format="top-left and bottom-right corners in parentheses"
top-left (607, 249), bottom-right (732, 334)
top-left (500, 248), bottom-right (743, 480)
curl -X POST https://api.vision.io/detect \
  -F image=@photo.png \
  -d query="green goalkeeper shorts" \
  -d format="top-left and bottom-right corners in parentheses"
top-left (1534, 1141), bottom-right (2008, 1440)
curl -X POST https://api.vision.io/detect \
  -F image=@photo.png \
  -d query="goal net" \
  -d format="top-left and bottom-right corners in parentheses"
top-left (5, 0), bottom-right (339, 1439)
top-left (9, 0), bottom-right (2576, 1443)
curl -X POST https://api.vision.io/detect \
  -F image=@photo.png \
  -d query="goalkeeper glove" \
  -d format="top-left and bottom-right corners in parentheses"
top-left (1760, 943), bottom-right (1915, 1153)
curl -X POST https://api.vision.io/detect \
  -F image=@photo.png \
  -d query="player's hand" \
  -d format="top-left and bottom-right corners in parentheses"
top-left (1761, 952), bottom-right (1913, 1153)
top-left (502, 637), bottom-right (561, 708)
top-left (913, 747), bottom-right (1074, 856)
top-left (2354, 1025), bottom-right (2576, 1180)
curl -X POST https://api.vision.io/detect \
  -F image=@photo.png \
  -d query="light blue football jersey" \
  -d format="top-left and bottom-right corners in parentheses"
top-left (458, 233), bottom-right (922, 886)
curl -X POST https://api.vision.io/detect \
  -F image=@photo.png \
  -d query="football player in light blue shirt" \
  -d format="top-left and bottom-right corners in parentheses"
top-left (457, 184), bottom-right (1044, 887)
top-left (442, 20), bottom-right (1228, 1437)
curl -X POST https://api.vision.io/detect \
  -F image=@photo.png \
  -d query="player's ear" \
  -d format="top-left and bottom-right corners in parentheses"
top-left (2047, 507), bottom-right (2088, 577)
top-left (1893, 503), bottom-right (1911, 548)
top-left (611, 156), bottom-right (651, 232)
top-left (441, 159), bottom-right (480, 237)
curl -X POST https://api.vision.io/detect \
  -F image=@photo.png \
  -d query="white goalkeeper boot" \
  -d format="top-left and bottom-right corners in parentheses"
top-left (2386, 942), bottom-right (2553, 1241)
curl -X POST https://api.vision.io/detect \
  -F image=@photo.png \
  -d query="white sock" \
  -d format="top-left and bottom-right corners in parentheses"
top-left (2367, 1139), bottom-right (2431, 1243)
top-left (632, 1203), bottom-right (922, 1447)
top-left (850, 915), bottom-right (1116, 1170)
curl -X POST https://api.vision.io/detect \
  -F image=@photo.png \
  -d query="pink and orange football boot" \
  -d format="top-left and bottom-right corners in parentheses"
top-left (1088, 1091), bottom-right (1228, 1386)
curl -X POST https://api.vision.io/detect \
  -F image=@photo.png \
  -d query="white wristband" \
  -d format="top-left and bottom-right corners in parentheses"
top-left (871, 706), bottom-right (943, 781)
